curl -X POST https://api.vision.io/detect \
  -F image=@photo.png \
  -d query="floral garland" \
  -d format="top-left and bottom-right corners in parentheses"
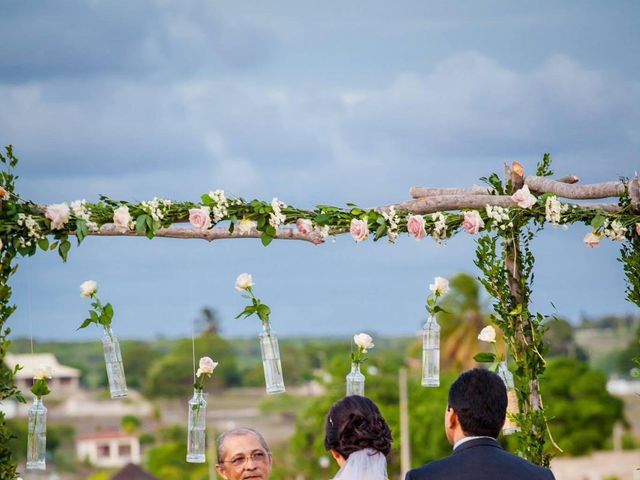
top-left (1, 147), bottom-right (640, 474)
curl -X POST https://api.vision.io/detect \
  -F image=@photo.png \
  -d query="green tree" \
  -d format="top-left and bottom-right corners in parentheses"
top-left (616, 323), bottom-right (640, 377)
top-left (540, 358), bottom-right (624, 456)
top-left (197, 306), bottom-right (221, 335)
top-left (545, 318), bottom-right (588, 362)
top-left (144, 333), bottom-right (240, 397)
top-left (145, 426), bottom-right (208, 480)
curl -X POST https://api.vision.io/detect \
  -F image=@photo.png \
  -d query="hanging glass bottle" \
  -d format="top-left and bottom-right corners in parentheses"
top-left (346, 362), bottom-right (365, 396)
top-left (497, 361), bottom-right (520, 435)
top-left (259, 322), bottom-right (286, 395)
top-left (186, 390), bottom-right (207, 463)
top-left (421, 315), bottom-right (440, 387)
top-left (102, 325), bottom-right (128, 399)
top-left (26, 396), bottom-right (47, 470)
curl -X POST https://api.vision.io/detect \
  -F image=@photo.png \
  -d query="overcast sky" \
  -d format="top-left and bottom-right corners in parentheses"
top-left (1, 1), bottom-right (638, 341)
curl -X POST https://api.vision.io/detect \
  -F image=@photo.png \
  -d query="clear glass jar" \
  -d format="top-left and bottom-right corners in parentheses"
top-left (259, 323), bottom-right (286, 395)
top-left (421, 315), bottom-right (440, 387)
top-left (346, 362), bottom-right (365, 396)
top-left (186, 390), bottom-right (207, 463)
top-left (26, 396), bottom-right (47, 470)
top-left (102, 325), bottom-right (128, 399)
top-left (497, 361), bottom-right (520, 435)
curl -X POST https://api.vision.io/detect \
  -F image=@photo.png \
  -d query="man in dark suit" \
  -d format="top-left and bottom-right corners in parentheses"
top-left (405, 368), bottom-right (555, 480)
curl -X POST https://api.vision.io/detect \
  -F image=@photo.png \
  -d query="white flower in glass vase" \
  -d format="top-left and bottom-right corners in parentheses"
top-left (235, 273), bottom-right (254, 292)
top-left (194, 356), bottom-right (218, 391)
top-left (351, 333), bottom-right (374, 364)
top-left (429, 277), bottom-right (449, 297)
top-left (80, 280), bottom-right (97, 298)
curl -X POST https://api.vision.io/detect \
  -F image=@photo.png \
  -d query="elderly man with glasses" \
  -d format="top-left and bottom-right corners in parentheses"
top-left (215, 428), bottom-right (273, 480)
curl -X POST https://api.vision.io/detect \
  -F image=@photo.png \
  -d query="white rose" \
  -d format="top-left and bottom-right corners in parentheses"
top-left (80, 280), bottom-right (97, 298)
top-left (113, 206), bottom-right (133, 232)
top-left (0, 238), bottom-right (3, 250)
top-left (235, 273), bottom-right (253, 291)
top-left (353, 333), bottom-right (374, 351)
top-left (429, 276), bottom-right (450, 296)
top-left (237, 218), bottom-right (257, 235)
top-left (478, 325), bottom-right (497, 343)
top-left (45, 202), bottom-right (71, 230)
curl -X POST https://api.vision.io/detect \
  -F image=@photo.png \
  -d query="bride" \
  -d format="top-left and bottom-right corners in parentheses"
top-left (324, 395), bottom-right (393, 480)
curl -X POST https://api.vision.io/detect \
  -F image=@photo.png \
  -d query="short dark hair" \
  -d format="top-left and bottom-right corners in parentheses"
top-left (448, 368), bottom-right (507, 438)
top-left (216, 428), bottom-right (270, 464)
top-left (324, 395), bottom-right (392, 459)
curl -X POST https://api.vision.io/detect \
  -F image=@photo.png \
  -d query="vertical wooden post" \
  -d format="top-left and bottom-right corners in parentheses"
top-left (399, 367), bottom-right (411, 478)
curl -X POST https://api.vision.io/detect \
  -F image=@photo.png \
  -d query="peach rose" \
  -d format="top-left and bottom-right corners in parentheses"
top-left (407, 214), bottom-right (426, 240)
top-left (463, 210), bottom-right (484, 234)
top-left (350, 218), bottom-right (369, 242)
top-left (113, 205), bottom-right (133, 232)
top-left (296, 218), bottom-right (313, 235)
top-left (583, 232), bottom-right (601, 248)
top-left (189, 207), bottom-right (211, 230)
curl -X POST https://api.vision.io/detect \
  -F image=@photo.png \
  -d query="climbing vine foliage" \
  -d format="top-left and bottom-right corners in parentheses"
top-left (0, 146), bottom-right (639, 476)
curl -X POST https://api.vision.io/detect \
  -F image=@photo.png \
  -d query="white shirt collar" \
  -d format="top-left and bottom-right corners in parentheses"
top-left (453, 435), bottom-right (495, 451)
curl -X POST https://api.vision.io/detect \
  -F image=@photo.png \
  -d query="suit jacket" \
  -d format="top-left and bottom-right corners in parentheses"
top-left (405, 437), bottom-right (555, 480)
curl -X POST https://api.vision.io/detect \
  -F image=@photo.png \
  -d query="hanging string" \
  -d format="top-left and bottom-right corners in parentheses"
top-left (192, 319), bottom-right (196, 383)
top-left (27, 265), bottom-right (34, 355)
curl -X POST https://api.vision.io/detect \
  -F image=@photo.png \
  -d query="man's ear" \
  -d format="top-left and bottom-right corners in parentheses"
top-left (447, 408), bottom-right (459, 430)
top-left (215, 463), bottom-right (227, 480)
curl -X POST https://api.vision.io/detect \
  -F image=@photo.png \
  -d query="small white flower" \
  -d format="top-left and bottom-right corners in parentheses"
top-left (353, 333), bottom-right (374, 351)
top-left (429, 276), bottom-right (449, 296)
top-left (235, 273), bottom-right (253, 291)
top-left (80, 280), bottom-right (97, 298)
top-left (34, 365), bottom-right (53, 380)
top-left (478, 326), bottom-right (497, 343)
top-left (583, 232), bottom-right (601, 248)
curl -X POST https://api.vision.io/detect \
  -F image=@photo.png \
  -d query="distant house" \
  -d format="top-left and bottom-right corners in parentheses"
top-left (111, 463), bottom-right (158, 480)
top-left (5, 353), bottom-right (81, 397)
top-left (76, 431), bottom-right (141, 468)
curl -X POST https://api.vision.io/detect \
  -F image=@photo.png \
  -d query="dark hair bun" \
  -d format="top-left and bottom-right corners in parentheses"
top-left (324, 396), bottom-right (392, 459)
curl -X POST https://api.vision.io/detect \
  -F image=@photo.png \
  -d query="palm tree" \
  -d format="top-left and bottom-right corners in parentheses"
top-left (196, 306), bottom-right (221, 335)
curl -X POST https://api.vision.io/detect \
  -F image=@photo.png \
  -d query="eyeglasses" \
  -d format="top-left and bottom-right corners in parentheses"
top-left (222, 450), bottom-right (270, 468)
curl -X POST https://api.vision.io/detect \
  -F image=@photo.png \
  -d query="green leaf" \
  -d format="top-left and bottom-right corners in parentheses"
top-left (37, 237), bottom-right (49, 251)
top-left (49, 241), bottom-right (58, 251)
top-left (590, 214), bottom-right (606, 230)
top-left (58, 240), bottom-right (71, 262)
top-left (473, 352), bottom-right (497, 363)
top-left (135, 214), bottom-right (148, 234)
top-left (509, 304), bottom-right (523, 316)
top-left (103, 303), bottom-right (114, 324)
top-left (77, 318), bottom-right (93, 330)
top-left (261, 233), bottom-right (273, 246)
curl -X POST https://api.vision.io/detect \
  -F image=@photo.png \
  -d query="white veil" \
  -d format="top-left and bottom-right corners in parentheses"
top-left (332, 448), bottom-right (388, 480)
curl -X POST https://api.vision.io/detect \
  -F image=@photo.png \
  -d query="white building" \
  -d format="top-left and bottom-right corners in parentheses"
top-left (5, 353), bottom-right (81, 397)
top-left (76, 431), bottom-right (141, 468)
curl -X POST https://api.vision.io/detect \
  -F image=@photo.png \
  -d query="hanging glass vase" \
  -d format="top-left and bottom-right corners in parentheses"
top-left (497, 361), bottom-right (520, 435)
top-left (259, 322), bottom-right (286, 395)
top-left (421, 315), bottom-right (440, 387)
top-left (346, 362), bottom-right (365, 396)
top-left (26, 396), bottom-right (47, 470)
top-left (186, 390), bottom-right (207, 463)
top-left (102, 325), bottom-right (128, 399)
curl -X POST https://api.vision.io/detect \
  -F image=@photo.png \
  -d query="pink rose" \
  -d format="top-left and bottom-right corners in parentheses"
top-left (189, 207), bottom-right (211, 230)
top-left (583, 232), bottom-right (601, 248)
top-left (406, 214), bottom-right (426, 240)
top-left (45, 202), bottom-right (71, 230)
top-left (350, 218), bottom-right (369, 242)
top-left (463, 210), bottom-right (485, 234)
top-left (511, 185), bottom-right (537, 209)
top-left (296, 218), bottom-right (313, 235)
